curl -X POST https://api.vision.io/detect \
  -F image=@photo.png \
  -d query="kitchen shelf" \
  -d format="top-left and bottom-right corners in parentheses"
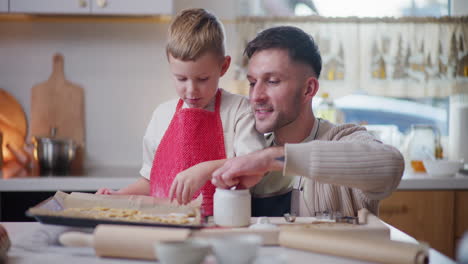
top-left (0, 13), bottom-right (172, 23)
top-left (0, 14), bottom-right (237, 23)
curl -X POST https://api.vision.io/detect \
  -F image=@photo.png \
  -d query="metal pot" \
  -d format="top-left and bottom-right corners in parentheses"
top-left (32, 136), bottom-right (77, 176)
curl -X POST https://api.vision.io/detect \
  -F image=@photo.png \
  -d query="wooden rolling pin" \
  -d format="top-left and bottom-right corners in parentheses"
top-left (59, 225), bottom-right (280, 260)
top-left (60, 225), bottom-right (191, 260)
top-left (279, 228), bottom-right (429, 264)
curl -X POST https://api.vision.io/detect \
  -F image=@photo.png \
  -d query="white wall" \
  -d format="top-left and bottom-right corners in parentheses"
top-left (452, 0), bottom-right (468, 16)
top-left (0, 1), bottom-right (238, 168)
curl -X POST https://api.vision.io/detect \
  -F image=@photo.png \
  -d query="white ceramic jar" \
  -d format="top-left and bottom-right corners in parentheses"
top-left (213, 188), bottom-right (251, 227)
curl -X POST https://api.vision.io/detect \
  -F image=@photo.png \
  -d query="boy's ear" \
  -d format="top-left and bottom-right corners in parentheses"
top-left (220, 56), bottom-right (231, 77)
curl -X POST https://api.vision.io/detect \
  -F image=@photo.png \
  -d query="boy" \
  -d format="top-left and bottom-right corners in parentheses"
top-left (97, 8), bottom-right (265, 216)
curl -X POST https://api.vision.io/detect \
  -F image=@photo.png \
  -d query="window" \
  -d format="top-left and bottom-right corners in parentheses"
top-left (313, 94), bottom-right (449, 149)
top-left (313, 94), bottom-right (448, 134)
top-left (237, 0), bottom-right (458, 154)
top-left (247, 0), bottom-right (450, 17)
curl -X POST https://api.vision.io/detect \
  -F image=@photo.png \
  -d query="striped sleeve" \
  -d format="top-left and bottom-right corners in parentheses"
top-left (284, 125), bottom-right (404, 200)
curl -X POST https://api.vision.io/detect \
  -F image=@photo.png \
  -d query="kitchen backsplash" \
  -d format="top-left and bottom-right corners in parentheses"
top-left (0, 21), bottom-right (237, 168)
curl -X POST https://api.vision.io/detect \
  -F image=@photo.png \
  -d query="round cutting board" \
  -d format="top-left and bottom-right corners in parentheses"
top-left (0, 89), bottom-right (27, 160)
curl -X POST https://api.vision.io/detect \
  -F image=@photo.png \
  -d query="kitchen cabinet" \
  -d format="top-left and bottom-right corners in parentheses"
top-left (455, 191), bottom-right (468, 254)
top-left (10, 0), bottom-right (91, 14)
top-left (8, 0), bottom-right (172, 15)
top-left (0, 191), bottom-right (56, 221)
top-left (0, 191), bottom-right (94, 221)
top-left (0, 0), bottom-right (8, 12)
top-left (91, 0), bottom-right (171, 15)
top-left (380, 190), bottom-right (468, 259)
top-left (0, 167), bottom-right (136, 221)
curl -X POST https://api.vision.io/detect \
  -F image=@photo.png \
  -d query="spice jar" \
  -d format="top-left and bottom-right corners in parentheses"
top-left (213, 188), bottom-right (251, 227)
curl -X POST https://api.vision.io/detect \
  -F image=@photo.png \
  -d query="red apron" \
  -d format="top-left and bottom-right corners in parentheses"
top-left (149, 89), bottom-right (226, 216)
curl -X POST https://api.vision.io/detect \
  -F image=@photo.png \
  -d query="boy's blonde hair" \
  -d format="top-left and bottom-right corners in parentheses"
top-left (167, 8), bottom-right (225, 61)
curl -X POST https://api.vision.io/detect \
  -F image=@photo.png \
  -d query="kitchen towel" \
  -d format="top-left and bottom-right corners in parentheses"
top-left (279, 228), bottom-right (428, 264)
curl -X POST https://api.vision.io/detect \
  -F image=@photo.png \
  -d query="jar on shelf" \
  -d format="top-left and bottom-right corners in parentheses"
top-left (315, 92), bottom-right (345, 124)
top-left (404, 124), bottom-right (442, 173)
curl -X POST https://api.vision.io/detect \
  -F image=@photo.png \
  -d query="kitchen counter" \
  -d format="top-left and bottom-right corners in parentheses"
top-left (1, 167), bottom-right (468, 191)
top-left (1, 221), bottom-right (455, 264)
top-left (0, 167), bottom-right (137, 191)
top-left (399, 171), bottom-right (468, 190)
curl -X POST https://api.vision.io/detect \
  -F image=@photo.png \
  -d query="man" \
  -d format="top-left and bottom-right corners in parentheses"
top-left (211, 26), bottom-right (404, 217)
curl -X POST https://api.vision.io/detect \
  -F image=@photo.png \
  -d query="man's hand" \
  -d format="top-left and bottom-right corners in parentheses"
top-left (2, 143), bottom-right (39, 179)
top-left (211, 147), bottom-right (285, 189)
top-left (169, 160), bottom-right (225, 205)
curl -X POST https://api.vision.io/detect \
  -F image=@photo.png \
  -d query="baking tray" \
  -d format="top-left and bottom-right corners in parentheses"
top-left (26, 195), bottom-right (203, 229)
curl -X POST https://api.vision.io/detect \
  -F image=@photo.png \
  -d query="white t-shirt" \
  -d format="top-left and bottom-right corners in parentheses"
top-left (140, 89), bottom-right (266, 179)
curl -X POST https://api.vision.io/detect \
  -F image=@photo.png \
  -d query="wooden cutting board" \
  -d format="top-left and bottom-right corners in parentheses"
top-left (30, 53), bottom-right (85, 173)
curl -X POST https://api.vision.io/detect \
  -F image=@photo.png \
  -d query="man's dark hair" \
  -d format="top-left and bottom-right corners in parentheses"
top-left (244, 26), bottom-right (322, 78)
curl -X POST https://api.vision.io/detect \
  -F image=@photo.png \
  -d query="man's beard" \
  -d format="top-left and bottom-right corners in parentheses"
top-left (254, 87), bottom-right (303, 133)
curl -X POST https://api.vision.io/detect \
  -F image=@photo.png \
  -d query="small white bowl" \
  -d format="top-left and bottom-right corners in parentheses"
top-left (423, 160), bottom-right (464, 178)
top-left (210, 234), bottom-right (262, 264)
top-left (154, 239), bottom-right (211, 264)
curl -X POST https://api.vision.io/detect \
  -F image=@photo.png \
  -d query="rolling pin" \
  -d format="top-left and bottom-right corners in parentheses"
top-left (279, 228), bottom-right (429, 264)
top-left (60, 225), bottom-right (191, 260)
top-left (60, 225), bottom-right (280, 260)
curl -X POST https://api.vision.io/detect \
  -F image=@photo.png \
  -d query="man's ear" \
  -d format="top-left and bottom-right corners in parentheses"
top-left (305, 76), bottom-right (319, 100)
top-left (220, 56), bottom-right (231, 77)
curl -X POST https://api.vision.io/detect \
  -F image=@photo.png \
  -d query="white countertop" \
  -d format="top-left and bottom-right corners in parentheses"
top-left (0, 167), bottom-right (137, 191)
top-left (1, 221), bottom-right (455, 264)
top-left (399, 171), bottom-right (468, 190)
top-left (1, 167), bottom-right (468, 192)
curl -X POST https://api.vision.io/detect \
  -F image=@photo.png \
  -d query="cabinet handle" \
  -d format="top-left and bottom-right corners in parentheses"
top-left (96, 0), bottom-right (107, 8)
top-left (79, 0), bottom-right (87, 8)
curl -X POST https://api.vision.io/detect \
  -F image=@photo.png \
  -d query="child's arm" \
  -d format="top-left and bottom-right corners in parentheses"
top-left (96, 177), bottom-right (150, 195)
top-left (169, 159), bottom-right (226, 205)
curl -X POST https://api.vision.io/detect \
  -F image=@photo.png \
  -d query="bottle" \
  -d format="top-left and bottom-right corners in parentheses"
top-left (435, 127), bottom-right (444, 160)
top-left (404, 124), bottom-right (436, 173)
top-left (316, 92), bottom-right (344, 123)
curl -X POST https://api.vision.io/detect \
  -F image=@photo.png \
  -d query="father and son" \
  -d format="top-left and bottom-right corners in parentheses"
top-left (96, 8), bottom-right (405, 218)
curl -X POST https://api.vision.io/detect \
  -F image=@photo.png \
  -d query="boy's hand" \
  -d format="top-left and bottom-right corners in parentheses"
top-left (96, 188), bottom-right (117, 195)
top-left (169, 160), bottom-right (225, 205)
